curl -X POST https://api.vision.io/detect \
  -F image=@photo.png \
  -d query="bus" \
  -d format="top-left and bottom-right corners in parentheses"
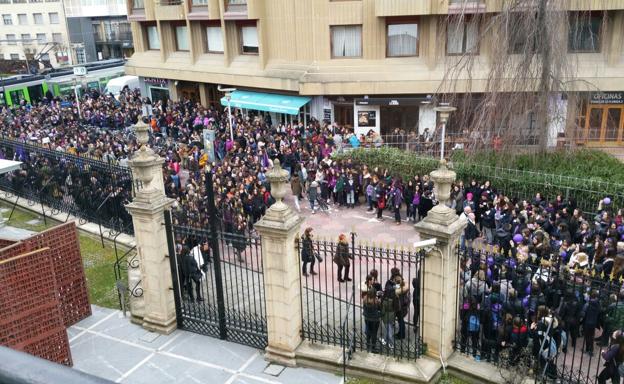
top-left (0, 60), bottom-right (126, 107)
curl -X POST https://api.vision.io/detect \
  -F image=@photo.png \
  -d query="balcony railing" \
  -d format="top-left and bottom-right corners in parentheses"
top-left (159, 0), bottom-right (182, 5)
top-left (224, 0), bottom-right (247, 18)
top-left (95, 31), bottom-right (133, 43)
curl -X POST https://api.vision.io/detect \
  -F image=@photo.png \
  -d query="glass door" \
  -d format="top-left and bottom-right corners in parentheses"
top-left (604, 107), bottom-right (622, 142)
top-left (587, 107), bottom-right (603, 141)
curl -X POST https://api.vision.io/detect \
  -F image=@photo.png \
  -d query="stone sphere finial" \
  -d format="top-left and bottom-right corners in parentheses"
top-left (133, 116), bottom-right (150, 147)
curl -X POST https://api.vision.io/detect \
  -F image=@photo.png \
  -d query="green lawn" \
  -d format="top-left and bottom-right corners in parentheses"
top-left (0, 202), bottom-right (126, 309)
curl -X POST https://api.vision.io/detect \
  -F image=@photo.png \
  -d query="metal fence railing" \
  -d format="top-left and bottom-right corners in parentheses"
top-left (0, 137), bottom-right (134, 236)
top-left (298, 232), bottom-right (425, 360)
top-left (456, 245), bottom-right (623, 384)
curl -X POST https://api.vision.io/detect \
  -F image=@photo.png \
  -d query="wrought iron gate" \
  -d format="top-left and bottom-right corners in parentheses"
top-left (298, 232), bottom-right (426, 360)
top-left (165, 212), bottom-right (267, 349)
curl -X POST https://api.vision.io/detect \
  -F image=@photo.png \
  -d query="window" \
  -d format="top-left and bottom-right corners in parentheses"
top-left (76, 47), bottom-right (86, 64)
top-left (30, 0), bottom-right (43, 2)
top-left (17, 14), bottom-right (27, 25)
top-left (175, 25), bottom-right (189, 51)
top-left (0, 0), bottom-right (9, 3)
top-left (146, 25), bottom-right (160, 50)
top-left (206, 25), bottom-right (223, 52)
top-left (10, 54), bottom-right (20, 60)
top-left (386, 22), bottom-right (418, 57)
top-left (132, 0), bottom-right (144, 8)
top-left (330, 25), bottom-right (362, 58)
top-left (446, 17), bottom-right (478, 55)
top-left (21, 34), bottom-right (31, 43)
top-left (192, 0), bottom-right (208, 4)
top-left (569, 13), bottom-right (602, 53)
top-left (33, 13), bottom-right (44, 25)
top-left (507, 15), bottom-right (537, 54)
top-left (36, 33), bottom-right (46, 44)
top-left (40, 53), bottom-right (50, 61)
top-left (2, 15), bottom-right (12, 25)
top-left (49, 12), bottom-right (60, 24)
top-left (239, 24), bottom-right (258, 54)
top-left (52, 33), bottom-right (62, 44)
top-left (6, 34), bottom-right (16, 45)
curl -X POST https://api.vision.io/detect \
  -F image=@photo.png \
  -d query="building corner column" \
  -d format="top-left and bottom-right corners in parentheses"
top-left (125, 118), bottom-right (176, 335)
top-left (254, 160), bottom-right (304, 367)
top-left (414, 160), bottom-right (466, 362)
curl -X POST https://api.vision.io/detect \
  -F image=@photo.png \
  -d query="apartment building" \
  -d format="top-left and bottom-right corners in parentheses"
top-left (64, 0), bottom-right (134, 63)
top-left (0, 0), bottom-right (71, 69)
top-left (124, 0), bottom-right (624, 147)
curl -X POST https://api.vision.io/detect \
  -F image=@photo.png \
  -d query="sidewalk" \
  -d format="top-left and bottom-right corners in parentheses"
top-left (69, 306), bottom-right (343, 384)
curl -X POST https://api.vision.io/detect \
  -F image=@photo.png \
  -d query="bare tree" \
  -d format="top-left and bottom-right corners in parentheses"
top-left (437, 0), bottom-right (606, 152)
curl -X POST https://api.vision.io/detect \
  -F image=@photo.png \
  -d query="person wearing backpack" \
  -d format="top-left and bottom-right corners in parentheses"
top-left (509, 316), bottom-right (528, 366)
top-left (559, 289), bottom-right (582, 352)
top-left (602, 293), bottom-right (624, 347)
top-left (363, 288), bottom-right (382, 353)
top-left (598, 333), bottom-right (624, 384)
top-left (482, 297), bottom-right (503, 363)
top-left (465, 300), bottom-right (482, 359)
top-left (381, 284), bottom-right (399, 349)
top-left (531, 306), bottom-right (559, 380)
top-left (582, 290), bottom-right (602, 357)
top-left (391, 271), bottom-right (410, 340)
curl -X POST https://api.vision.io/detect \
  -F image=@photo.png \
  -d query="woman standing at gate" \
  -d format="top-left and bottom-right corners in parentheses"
top-left (333, 234), bottom-right (353, 282)
top-left (301, 227), bottom-right (317, 277)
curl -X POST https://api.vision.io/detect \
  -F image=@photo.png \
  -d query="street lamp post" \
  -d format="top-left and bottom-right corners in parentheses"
top-left (217, 85), bottom-right (236, 142)
top-left (434, 104), bottom-right (457, 161)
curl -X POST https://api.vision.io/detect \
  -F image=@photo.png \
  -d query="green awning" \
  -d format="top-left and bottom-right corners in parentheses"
top-left (220, 90), bottom-right (310, 115)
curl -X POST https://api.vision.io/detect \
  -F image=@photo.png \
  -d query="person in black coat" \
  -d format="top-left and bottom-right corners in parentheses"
top-left (301, 227), bottom-right (317, 276)
top-left (180, 246), bottom-right (203, 302)
top-left (583, 290), bottom-right (602, 356)
top-left (419, 190), bottom-right (434, 218)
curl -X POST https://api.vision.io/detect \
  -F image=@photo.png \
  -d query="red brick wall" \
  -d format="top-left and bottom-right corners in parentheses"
top-left (0, 248), bottom-right (72, 366)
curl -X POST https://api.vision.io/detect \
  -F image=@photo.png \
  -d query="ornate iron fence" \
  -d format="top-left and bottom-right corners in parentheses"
top-left (455, 245), bottom-right (624, 384)
top-left (298, 233), bottom-right (425, 360)
top-left (0, 137), bottom-right (134, 235)
top-left (165, 214), bottom-right (267, 349)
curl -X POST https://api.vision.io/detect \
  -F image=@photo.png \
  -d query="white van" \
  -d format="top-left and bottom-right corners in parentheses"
top-left (104, 75), bottom-right (140, 99)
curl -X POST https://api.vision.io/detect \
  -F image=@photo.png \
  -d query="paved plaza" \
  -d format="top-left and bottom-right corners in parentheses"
top-left (286, 197), bottom-right (421, 246)
top-left (69, 306), bottom-right (343, 384)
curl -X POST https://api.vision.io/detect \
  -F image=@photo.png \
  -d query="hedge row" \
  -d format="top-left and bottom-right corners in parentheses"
top-left (340, 147), bottom-right (624, 216)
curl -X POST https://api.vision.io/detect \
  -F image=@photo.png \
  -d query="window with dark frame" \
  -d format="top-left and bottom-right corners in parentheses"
top-left (507, 15), bottom-right (537, 54)
top-left (205, 23), bottom-right (223, 53)
top-left (238, 22), bottom-right (258, 55)
top-left (568, 12), bottom-right (602, 53)
top-left (145, 24), bottom-right (160, 50)
top-left (446, 16), bottom-right (479, 55)
top-left (386, 20), bottom-right (418, 57)
top-left (174, 24), bottom-right (189, 51)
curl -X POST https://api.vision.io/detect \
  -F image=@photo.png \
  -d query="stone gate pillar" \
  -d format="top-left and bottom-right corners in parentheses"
top-left (125, 118), bottom-right (176, 334)
top-left (254, 160), bottom-right (304, 367)
top-left (414, 160), bottom-right (466, 362)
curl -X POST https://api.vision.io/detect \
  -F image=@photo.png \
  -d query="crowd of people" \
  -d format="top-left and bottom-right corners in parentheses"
top-left (1, 87), bottom-right (624, 382)
top-left (458, 189), bottom-right (624, 382)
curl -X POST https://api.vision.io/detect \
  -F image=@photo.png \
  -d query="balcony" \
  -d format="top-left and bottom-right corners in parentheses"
top-left (155, 0), bottom-right (186, 20)
top-left (188, 0), bottom-right (209, 19)
top-left (224, 0), bottom-right (247, 20)
top-left (448, 0), bottom-right (486, 14)
top-left (375, 0), bottom-right (435, 16)
top-left (95, 31), bottom-right (134, 44)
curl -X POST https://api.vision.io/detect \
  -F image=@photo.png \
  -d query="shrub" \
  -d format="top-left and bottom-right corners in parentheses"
top-left (338, 148), bottom-right (624, 216)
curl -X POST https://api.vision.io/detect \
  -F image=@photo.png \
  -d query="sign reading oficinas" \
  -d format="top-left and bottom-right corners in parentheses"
top-left (590, 92), bottom-right (624, 104)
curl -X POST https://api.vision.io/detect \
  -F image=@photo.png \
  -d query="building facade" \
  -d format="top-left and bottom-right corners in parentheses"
top-left (124, 0), bottom-right (624, 148)
top-left (0, 0), bottom-right (72, 69)
top-left (64, 0), bottom-right (134, 64)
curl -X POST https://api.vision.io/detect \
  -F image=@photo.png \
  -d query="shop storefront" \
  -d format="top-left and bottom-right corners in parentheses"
top-left (354, 97), bottom-right (430, 136)
top-left (142, 77), bottom-right (170, 103)
top-left (578, 92), bottom-right (624, 145)
top-left (220, 90), bottom-right (311, 126)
